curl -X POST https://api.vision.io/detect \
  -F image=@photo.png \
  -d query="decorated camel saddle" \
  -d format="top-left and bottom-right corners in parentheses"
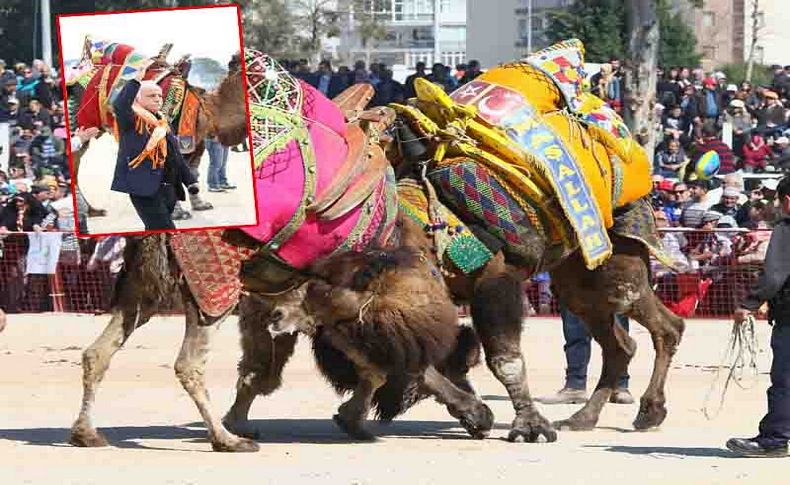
top-left (170, 49), bottom-right (400, 316)
top-left (66, 37), bottom-right (202, 153)
top-left (394, 39), bottom-right (657, 270)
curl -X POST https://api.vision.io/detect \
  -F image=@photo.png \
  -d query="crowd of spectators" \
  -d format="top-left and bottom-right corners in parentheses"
top-left (280, 58), bottom-right (483, 106)
top-left (0, 57), bottom-right (74, 233)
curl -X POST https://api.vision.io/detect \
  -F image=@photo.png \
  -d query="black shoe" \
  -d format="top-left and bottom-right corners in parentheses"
top-left (208, 186), bottom-right (226, 193)
top-left (726, 437), bottom-right (788, 458)
top-left (219, 183), bottom-right (237, 190)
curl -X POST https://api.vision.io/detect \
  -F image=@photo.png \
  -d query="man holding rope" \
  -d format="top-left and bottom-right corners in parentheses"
top-left (111, 59), bottom-right (198, 231)
top-left (727, 176), bottom-right (790, 458)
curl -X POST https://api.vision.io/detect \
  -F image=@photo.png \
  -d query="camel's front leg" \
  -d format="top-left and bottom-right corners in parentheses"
top-left (175, 293), bottom-right (257, 452)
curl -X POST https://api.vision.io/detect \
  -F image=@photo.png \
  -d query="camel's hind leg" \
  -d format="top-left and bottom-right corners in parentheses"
top-left (223, 294), bottom-right (298, 438)
top-left (69, 305), bottom-right (157, 447)
top-left (174, 289), bottom-right (258, 452)
top-left (631, 294), bottom-right (685, 430)
top-left (552, 311), bottom-right (636, 431)
top-left (551, 238), bottom-right (685, 431)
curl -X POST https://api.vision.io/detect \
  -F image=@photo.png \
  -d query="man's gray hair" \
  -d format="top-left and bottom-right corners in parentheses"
top-left (135, 80), bottom-right (162, 101)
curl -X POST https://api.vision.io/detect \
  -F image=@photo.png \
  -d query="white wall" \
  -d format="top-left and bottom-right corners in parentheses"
top-left (466, 0), bottom-right (519, 68)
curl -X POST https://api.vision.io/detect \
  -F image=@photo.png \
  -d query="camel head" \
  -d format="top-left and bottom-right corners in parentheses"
top-left (205, 69), bottom-right (247, 146)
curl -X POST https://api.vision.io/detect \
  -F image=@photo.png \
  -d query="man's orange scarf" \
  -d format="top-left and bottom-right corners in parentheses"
top-left (114, 103), bottom-right (170, 170)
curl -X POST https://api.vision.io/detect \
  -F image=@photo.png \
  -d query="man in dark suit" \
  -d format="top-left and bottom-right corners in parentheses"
top-left (111, 61), bottom-right (198, 231)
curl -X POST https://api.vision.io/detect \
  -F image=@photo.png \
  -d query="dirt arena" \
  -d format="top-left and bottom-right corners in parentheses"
top-left (76, 134), bottom-right (256, 234)
top-left (0, 314), bottom-right (785, 483)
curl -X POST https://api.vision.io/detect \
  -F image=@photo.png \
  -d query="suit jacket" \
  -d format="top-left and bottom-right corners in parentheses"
top-left (110, 79), bottom-right (196, 200)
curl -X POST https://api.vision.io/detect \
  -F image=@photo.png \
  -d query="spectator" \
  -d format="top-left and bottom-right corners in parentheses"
top-left (724, 99), bottom-right (752, 157)
top-left (370, 69), bottom-right (404, 107)
top-left (311, 60), bottom-right (347, 99)
top-left (756, 90), bottom-right (786, 128)
top-left (681, 179), bottom-right (713, 226)
top-left (700, 77), bottom-right (723, 124)
top-left (426, 63), bottom-right (457, 93)
top-left (353, 60), bottom-right (370, 85)
top-left (655, 138), bottom-right (688, 178)
top-left (17, 98), bottom-right (51, 130)
top-left (743, 134), bottom-right (774, 173)
top-left (711, 186), bottom-right (743, 219)
top-left (404, 61), bottom-right (427, 99)
top-left (459, 60), bottom-right (482, 85)
top-left (693, 121), bottom-right (736, 175)
top-left (657, 66), bottom-right (681, 107)
top-left (662, 104), bottom-right (687, 142)
top-left (773, 136), bottom-right (790, 171)
top-left (680, 84), bottom-right (702, 138)
top-left (0, 192), bottom-right (47, 232)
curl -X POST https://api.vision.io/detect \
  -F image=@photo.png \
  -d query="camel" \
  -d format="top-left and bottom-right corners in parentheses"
top-left (66, 43), bottom-right (241, 223)
top-left (69, 49), bottom-right (684, 452)
top-left (261, 245), bottom-right (494, 441)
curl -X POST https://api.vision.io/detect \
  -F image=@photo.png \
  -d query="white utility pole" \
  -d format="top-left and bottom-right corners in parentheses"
top-left (527, 0), bottom-right (533, 54)
top-left (433, 0), bottom-right (441, 65)
top-left (41, 0), bottom-right (52, 68)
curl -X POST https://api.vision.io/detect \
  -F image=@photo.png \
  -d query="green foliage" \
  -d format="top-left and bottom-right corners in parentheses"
top-left (352, 0), bottom-right (390, 49)
top-left (189, 56), bottom-right (227, 89)
top-left (545, 0), bottom-right (626, 63)
top-left (657, 5), bottom-right (701, 68)
top-left (718, 62), bottom-right (773, 87)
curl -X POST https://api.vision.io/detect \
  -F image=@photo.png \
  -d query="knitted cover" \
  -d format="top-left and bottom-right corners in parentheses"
top-left (398, 178), bottom-right (493, 273)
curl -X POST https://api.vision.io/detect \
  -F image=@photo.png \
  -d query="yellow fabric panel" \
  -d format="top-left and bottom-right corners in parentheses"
top-left (477, 64), bottom-right (563, 114)
top-left (540, 114), bottom-right (614, 228)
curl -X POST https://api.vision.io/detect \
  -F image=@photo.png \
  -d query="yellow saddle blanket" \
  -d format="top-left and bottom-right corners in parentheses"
top-left (393, 39), bottom-right (651, 269)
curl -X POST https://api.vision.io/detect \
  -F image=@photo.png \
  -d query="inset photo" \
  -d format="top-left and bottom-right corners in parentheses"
top-left (56, 4), bottom-right (255, 235)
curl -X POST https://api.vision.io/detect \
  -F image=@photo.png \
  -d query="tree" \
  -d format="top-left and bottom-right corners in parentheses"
top-left (744, 0), bottom-right (764, 82)
top-left (350, 0), bottom-right (390, 66)
top-left (545, 0), bottom-right (626, 63)
top-left (188, 56), bottom-right (228, 89)
top-left (242, 0), bottom-right (297, 58)
top-left (657, 4), bottom-right (701, 68)
top-left (623, 0), bottom-right (659, 160)
top-left (292, 0), bottom-right (340, 64)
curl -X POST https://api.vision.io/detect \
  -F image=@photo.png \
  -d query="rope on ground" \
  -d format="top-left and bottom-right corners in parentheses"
top-left (702, 314), bottom-right (760, 420)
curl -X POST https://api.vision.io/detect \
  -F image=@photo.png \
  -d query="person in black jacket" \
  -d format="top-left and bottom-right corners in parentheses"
top-left (727, 175), bottom-right (790, 457)
top-left (110, 60), bottom-right (198, 231)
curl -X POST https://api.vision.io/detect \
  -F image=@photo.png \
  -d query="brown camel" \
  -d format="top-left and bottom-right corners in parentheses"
top-left (261, 246), bottom-right (493, 441)
top-left (224, 125), bottom-right (686, 443)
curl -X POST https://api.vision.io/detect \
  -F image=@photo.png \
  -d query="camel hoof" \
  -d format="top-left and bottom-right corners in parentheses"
top-left (553, 418), bottom-right (595, 432)
top-left (508, 413), bottom-right (558, 443)
top-left (449, 403), bottom-right (494, 439)
top-left (211, 437), bottom-right (259, 453)
top-left (222, 418), bottom-right (259, 440)
top-left (633, 403), bottom-right (667, 430)
top-left (333, 414), bottom-right (377, 442)
top-left (69, 426), bottom-right (109, 447)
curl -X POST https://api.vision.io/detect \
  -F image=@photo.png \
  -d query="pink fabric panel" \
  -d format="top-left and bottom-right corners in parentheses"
top-left (241, 140), bottom-right (306, 243)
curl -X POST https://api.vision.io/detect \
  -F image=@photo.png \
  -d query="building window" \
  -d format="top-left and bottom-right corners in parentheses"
top-left (440, 0), bottom-right (451, 13)
top-left (756, 45), bottom-right (765, 64)
top-left (394, 0), bottom-right (404, 20)
top-left (702, 11), bottom-right (715, 28)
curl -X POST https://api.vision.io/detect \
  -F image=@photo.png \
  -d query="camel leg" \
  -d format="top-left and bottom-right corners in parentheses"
top-left (188, 143), bottom-right (213, 212)
top-left (471, 256), bottom-right (557, 443)
top-left (420, 366), bottom-right (494, 439)
top-left (223, 295), bottom-right (298, 438)
top-left (174, 292), bottom-right (257, 452)
top-left (553, 314), bottom-right (636, 431)
top-left (69, 305), bottom-right (156, 447)
top-left (324, 331), bottom-right (386, 441)
top-left (632, 296), bottom-right (685, 430)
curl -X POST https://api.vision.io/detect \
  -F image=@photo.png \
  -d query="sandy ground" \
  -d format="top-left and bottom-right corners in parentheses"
top-left (76, 134), bottom-right (256, 234)
top-left (0, 314), bottom-right (786, 484)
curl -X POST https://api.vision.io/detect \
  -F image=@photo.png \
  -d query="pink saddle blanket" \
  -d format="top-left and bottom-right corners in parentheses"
top-left (241, 78), bottom-right (396, 269)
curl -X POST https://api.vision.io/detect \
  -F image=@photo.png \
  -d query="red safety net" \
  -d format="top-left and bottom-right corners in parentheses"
top-left (0, 229), bottom-right (773, 319)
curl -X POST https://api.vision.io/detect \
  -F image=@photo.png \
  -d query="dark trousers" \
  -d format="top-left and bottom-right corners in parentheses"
top-left (758, 321), bottom-right (790, 446)
top-left (560, 305), bottom-right (630, 390)
top-left (129, 184), bottom-right (177, 231)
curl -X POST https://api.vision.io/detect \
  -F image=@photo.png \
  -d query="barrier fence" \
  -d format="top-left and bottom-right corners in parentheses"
top-left (0, 229), bottom-right (772, 319)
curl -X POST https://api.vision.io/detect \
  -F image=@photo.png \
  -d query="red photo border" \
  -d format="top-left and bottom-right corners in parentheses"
top-left (55, 3), bottom-right (259, 238)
